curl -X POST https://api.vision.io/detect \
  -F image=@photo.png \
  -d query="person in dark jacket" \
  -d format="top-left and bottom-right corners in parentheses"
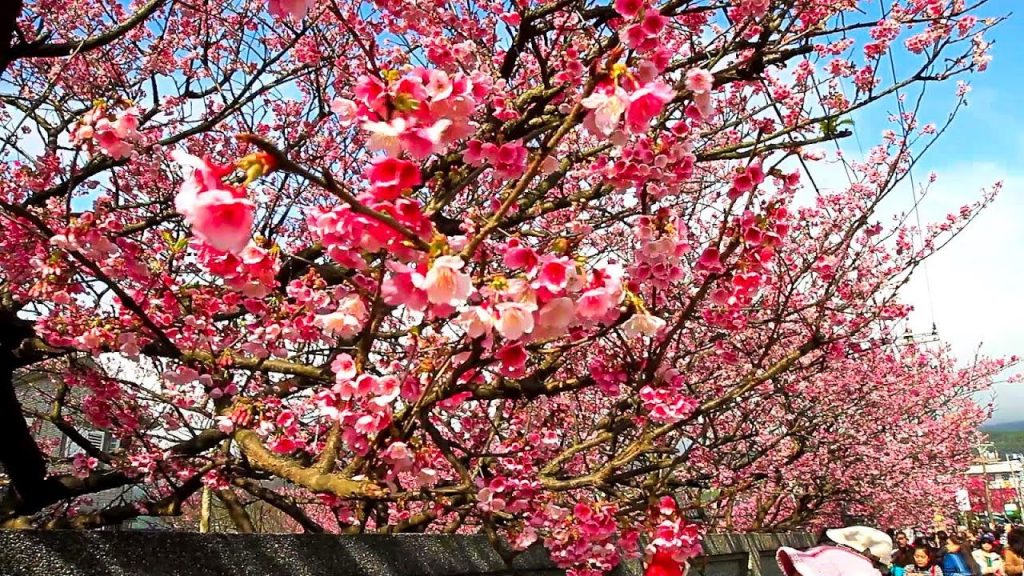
top-left (893, 533), bottom-right (916, 568)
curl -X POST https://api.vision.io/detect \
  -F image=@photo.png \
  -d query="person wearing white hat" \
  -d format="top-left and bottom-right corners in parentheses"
top-left (825, 526), bottom-right (895, 568)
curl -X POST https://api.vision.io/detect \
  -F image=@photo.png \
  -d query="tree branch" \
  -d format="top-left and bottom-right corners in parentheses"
top-left (234, 429), bottom-right (384, 499)
top-left (6, 0), bottom-right (164, 62)
top-left (232, 477), bottom-right (325, 533)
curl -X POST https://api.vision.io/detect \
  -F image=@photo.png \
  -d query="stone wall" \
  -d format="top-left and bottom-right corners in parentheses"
top-left (694, 532), bottom-right (817, 576)
top-left (0, 530), bottom-right (816, 576)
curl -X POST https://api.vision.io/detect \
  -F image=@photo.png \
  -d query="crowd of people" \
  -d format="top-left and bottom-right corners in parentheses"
top-left (886, 526), bottom-right (1024, 576)
top-left (775, 524), bottom-right (1024, 576)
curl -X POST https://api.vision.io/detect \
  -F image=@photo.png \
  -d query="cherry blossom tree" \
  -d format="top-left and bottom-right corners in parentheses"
top-left (700, 347), bottom-right (1006, 532)
top-left (0, 0), bottom-right (1013, 573)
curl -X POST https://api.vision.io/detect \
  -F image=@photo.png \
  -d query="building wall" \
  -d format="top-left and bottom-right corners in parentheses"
top-left (0, 531), bottom-right (818, 576)
top-left (13, 369), bottom-right (134, 523)
top-left (966, 461), bottom-right (1024, 494)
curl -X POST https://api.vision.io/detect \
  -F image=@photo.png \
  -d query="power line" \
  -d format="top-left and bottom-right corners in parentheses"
top-left (881, 0), bottom-right (937, 331)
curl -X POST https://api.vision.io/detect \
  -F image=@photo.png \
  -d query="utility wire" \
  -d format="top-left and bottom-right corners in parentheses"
top-left (881, 0), bottom-right (938, 334)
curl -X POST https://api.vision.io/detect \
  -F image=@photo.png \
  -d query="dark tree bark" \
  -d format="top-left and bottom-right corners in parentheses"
top-left (0, 307), bottom-right (51, 513)
top-left (0, 0), bottom-right (23, 73)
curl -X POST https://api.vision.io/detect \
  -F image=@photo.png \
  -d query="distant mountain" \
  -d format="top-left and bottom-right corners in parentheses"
top-left (983, 430), bottom-right (1024, 459)
top-left (982, 421), bottom-right (1024, 432)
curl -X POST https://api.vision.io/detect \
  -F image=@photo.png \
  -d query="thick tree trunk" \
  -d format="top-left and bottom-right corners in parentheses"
top-left (0, 0), bottom-right (23, 73)
top-left (0, 307), bottom-right (51, 513)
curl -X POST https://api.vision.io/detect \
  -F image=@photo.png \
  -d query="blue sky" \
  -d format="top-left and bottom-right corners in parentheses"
top-left (828, 0), bottom-right (1024, 422)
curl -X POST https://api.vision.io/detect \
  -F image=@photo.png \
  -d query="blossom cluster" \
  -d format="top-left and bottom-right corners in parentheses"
top-left (70, 102), bottom-right (141, 159)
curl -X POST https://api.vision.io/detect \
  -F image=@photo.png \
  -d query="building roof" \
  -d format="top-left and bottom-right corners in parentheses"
top-left (967, 460), bottom-right (1024, 475)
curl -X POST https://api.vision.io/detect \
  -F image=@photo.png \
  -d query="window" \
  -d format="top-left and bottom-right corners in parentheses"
top-left (64, 430), bottom-right (107, 457)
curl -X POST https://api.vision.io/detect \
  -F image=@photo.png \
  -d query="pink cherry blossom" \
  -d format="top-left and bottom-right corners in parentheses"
top-left (419, 255), bottom-right (473, 306)
top-left (535, 257), bottom-right (576, 291)
top-left (400, 119), bottom-right (452, 159)
top-left (384, 442), bottom-right (414, 471)
top-left (581, 88), bottom-right (629, 137)
top-left (455, 306), bottom-right (493, 338)
top-left (383, 261), bottom-right (430, 311)
top-left (477, 486), bottom-right (506, 512)
top-left (576, 288), bottom-right (615, 319)
top-left (695, 247), bottom-right (724, 273)
top-left (642, 11), bottom-right (667, 35)
top-left (622, 312), bottom-right (666, 338)
top-left (315, 295), bottom-right (368, 339)
top-left (537, 297), bottom-right (575, 333)
top-left (185, 190), bottom-right (255, 254)
top-left (72, 453), bottom-right (99, 479)
top-left (269, 437), bottom-right (300, 454)
top-left (730, 162), bottom-right (765, 196)
top-left (172, 151), bottom-right (255, 254)
top-left (363, 118), bottom-right (407, 156)
top-left (626, 81), bottom-right (675, 132)
top-left (493, 301), bottom-right (537, 340)
top-left (330, 97), bottom-right (358, 124)
top-left (503, 238), bottom-right (539, 271)
top-left (268, 0), bottom-right (314, 20)
top-left (738, 0), bottom-right (769, 18)
top-left (0, 0), bottom-right (1004, 569)
top-left (613, 0), bottom-right (644, 18)
top-left (332, 353), bottom-right (358, 380)
top-left (93, 108), bottom-right (140, 158)
top-left (495, 342), bottom-right (528, 376)
top-left (72, 104), bottom-right (141, 159)
top-left (639, 386), bottom-right (697, 424)
top-left (690, 91), bottom-right (714, 120)
top-left (684, 68), bottom-right (714, 93)
top-left (365, 157), bottom-right (422, 201)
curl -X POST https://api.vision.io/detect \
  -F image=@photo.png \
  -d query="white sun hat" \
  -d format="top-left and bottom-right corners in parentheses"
top-left (777, 546), bottom-right (883, 576)
top-left (825, 526), bottom-right (894, 566)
